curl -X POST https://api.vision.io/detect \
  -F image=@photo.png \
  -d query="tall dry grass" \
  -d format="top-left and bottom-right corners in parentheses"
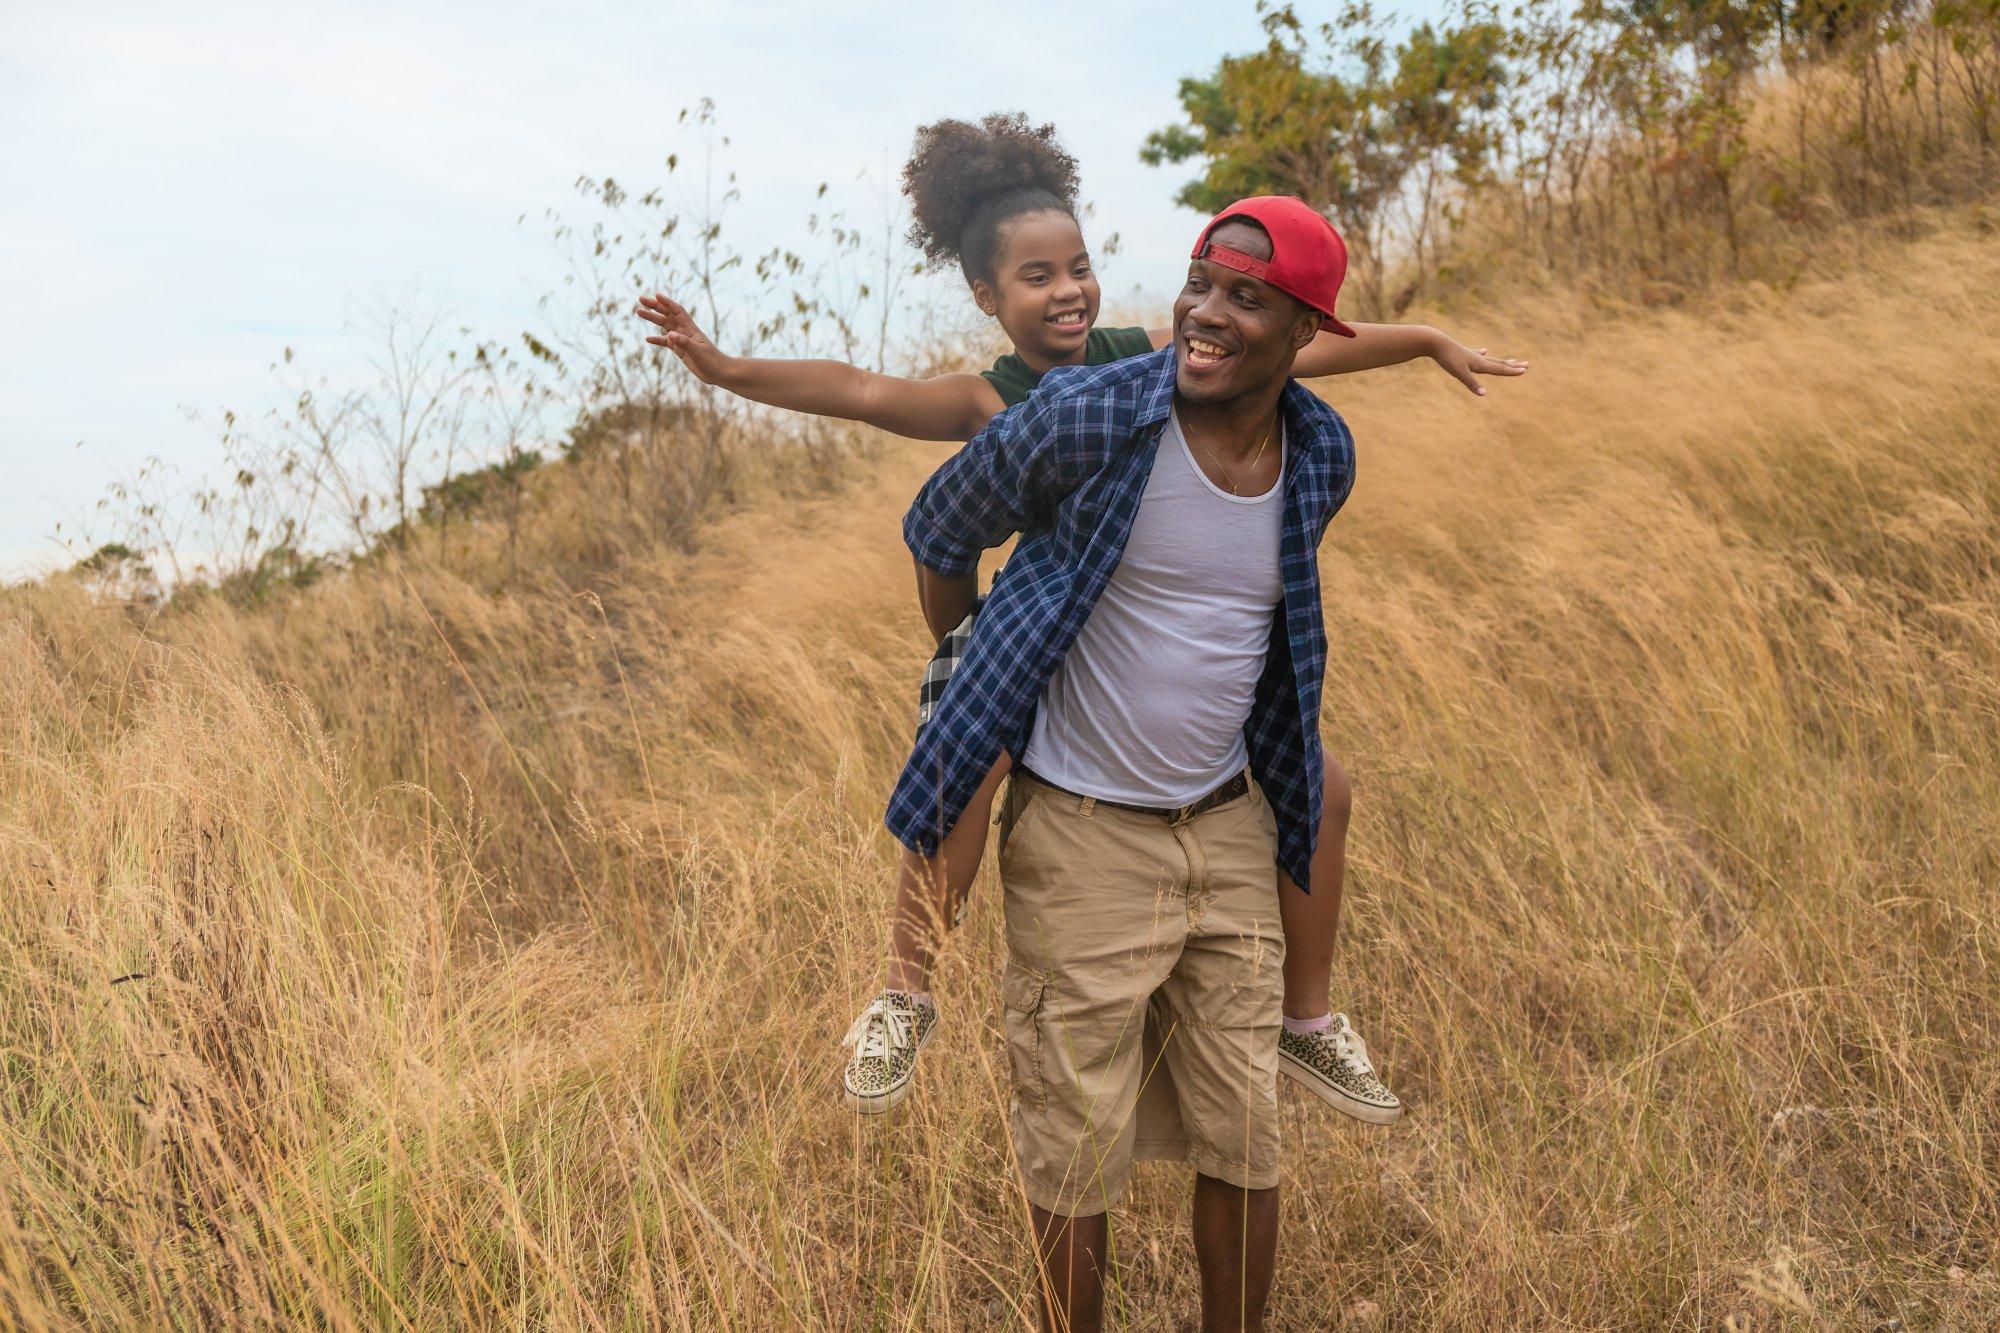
top-left (3, 208), bottom-right (1998, 1329)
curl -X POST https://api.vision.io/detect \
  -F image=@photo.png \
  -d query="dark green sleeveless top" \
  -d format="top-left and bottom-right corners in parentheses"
top-left (979, 325), bottom-right (1156, 407)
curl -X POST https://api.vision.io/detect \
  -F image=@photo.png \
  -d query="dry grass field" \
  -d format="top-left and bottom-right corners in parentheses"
top-left (3, 207), bottom-right (1997, 1329)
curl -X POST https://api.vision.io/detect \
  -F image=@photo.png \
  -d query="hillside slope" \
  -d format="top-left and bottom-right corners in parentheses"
top-left (2, 209), bottom-right (1996, 1329)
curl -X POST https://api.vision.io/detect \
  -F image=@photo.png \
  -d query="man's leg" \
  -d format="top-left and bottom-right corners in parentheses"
top-left (1000, 776), bottom-right (1185, 1325)
top-left (1031, 1204), bottom-right (1108, 1333)
top-left (1191, 1175), bottom-right (1279, 1333)
top-left (1152, 786), bottom-right (1287, 1326)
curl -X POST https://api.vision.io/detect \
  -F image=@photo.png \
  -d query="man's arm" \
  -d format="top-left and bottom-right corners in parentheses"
top-left (913, 565), bottom-right (981, 642)
top-left (902, 396), bottom-right (1058, 628)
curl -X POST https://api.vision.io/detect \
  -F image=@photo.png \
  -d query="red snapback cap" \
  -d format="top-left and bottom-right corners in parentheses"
top-left (1190, 196), bottom-right (1356, 337)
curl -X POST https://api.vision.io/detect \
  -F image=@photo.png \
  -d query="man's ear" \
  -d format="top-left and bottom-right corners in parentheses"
top-left (1292, 308), bottom-right (1324, 350)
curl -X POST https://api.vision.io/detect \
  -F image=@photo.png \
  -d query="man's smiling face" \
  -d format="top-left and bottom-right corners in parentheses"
top-left (1172, 219), bottom-right (1321, 404)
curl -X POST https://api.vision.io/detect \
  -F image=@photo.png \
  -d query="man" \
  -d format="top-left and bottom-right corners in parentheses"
top-left (889, 196), bottom-right (1356, 1331)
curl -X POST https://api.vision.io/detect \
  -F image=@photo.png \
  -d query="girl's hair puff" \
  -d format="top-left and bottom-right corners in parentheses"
top-left (902, 112), bottom-right (1081, 285)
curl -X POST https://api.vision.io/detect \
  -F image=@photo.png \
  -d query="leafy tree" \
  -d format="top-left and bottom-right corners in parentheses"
top-left (1142, 2), bottom-right (1509, 312)
top-left (1388, 16), bottom-right (1511, 284)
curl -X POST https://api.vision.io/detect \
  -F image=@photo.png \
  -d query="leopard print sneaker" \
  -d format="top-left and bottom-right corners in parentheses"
top-left (841, 990), bottom-right (939, 1114)
top-left (1278, 1012), bottom-right (1402, 1124)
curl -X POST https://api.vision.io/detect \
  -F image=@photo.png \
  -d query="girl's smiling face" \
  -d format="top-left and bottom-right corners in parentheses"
top-left (970, 210), bottom-right (1101, 370)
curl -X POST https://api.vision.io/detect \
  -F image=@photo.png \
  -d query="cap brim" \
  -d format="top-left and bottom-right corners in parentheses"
top-left (1322, 313), bottom-right (1357, 338)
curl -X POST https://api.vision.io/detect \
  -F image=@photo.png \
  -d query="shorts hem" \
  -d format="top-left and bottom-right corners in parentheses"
top-left (1186, 1150), bottom-right (1280, 1193)
top-left (1019, 1176), bottom-right (1124, 1219)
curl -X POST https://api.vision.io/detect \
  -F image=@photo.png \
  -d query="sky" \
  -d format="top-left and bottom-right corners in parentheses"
top-left (0, 0), bottom-right (1446, 579)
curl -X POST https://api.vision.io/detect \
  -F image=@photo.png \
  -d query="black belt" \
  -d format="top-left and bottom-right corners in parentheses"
top-left (1015, 765), bottom-right (1250, 824)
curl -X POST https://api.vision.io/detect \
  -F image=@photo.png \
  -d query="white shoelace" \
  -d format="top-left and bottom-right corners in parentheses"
top-left (844, 998), bottom-right (914, 1062)
top-left (1328, 1013), bottom-right (1375, 1074)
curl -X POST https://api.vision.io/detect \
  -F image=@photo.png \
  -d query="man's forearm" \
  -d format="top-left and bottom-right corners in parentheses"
top-left (914, 562), bottom-right (980, 642)
top-left (901, 393), bottom-right (1040, 635)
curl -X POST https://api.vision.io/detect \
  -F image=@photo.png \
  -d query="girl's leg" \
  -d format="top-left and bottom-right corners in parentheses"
top-left (1277, 753), bottom-right (1351, 1020)
top-left (884, 751), bottom-right (1012, 993)
top-left (1274, 754), bottom-right (1401, 1122)
top-left (844, 753), bottom-right (1012, 1113)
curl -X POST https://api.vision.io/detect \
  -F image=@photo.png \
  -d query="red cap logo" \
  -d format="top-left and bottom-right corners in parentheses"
top-left (1190, 196), bottom-right (1356, 338)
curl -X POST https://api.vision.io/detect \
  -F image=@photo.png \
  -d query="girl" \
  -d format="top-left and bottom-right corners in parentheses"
top-left (636, 113), bottom-right (1526, 1123)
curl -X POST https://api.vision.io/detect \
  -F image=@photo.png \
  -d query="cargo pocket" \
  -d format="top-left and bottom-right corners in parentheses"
top-left (1001, 966), bottom-right (1049, 1110)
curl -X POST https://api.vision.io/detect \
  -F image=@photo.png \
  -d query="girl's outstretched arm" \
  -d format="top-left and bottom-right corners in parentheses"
top-left (1145, 321), bottom-right (1529, 396)
top-left (638, 293), bottom-right (1005, 441)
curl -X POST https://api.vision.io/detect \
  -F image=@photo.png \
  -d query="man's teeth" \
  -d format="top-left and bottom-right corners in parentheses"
top-left (1187, 337), bottom-right (1232, 363)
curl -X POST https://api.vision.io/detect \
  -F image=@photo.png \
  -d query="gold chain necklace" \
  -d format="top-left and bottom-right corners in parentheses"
top-left (1184, 413), bottom-right (1276, 495)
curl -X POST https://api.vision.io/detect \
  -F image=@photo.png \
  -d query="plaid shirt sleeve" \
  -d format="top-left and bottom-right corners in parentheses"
top-left (902, 396), bottom-right (1059, 576)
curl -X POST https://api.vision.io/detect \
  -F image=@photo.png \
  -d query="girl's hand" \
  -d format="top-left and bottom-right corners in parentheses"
top-left (1429, 332), bottom-right (1529, 397)
top-left (636, 293), bottom-right (733, 385)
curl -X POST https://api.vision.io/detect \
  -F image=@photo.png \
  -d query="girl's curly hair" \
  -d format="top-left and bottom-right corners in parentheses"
top-left (902, 112), bottom-right (1081, 285)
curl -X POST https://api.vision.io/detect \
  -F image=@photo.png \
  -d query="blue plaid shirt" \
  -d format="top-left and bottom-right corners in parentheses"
top-left (887, 347), bottom-right (1355, 890)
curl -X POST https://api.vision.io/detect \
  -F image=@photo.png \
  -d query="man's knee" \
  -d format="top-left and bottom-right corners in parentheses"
top-left (1032, 1204), bottom-right (1107, 1249)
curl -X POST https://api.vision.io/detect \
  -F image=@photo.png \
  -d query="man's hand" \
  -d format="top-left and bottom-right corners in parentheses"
top-left (636, 293), bottom-right (733, 385)
top-left (1428, 331), bottom-right (1529, 397)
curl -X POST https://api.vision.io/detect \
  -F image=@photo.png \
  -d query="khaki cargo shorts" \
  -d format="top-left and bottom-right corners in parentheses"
top-left (995, 769), bottom-right (1286, 1218)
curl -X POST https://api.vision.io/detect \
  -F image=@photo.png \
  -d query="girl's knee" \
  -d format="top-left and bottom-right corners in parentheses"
top-left (1322, 756), bottom-right (1352, 830)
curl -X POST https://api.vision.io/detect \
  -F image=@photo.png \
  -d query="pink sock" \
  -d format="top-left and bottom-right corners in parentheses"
top-left (1283, 1012), bottom-right (1333, 1036)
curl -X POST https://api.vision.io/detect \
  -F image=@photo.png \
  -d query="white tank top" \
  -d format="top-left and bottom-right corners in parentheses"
top-left (1022, 408), bottom-right (1285, 805)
